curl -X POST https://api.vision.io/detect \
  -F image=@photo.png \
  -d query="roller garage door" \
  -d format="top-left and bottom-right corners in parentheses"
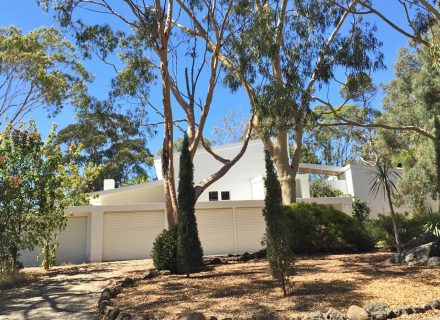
top-left (19, 216), bottom-right (88, 266)
top-left (196, 208), bottom-right (235, 255)
top-left (103, 211), bottom-right (165, 261)
top-left (56, 216), bottom-right (88, 264)
top-left (235, 207), bottom-right (266, 254)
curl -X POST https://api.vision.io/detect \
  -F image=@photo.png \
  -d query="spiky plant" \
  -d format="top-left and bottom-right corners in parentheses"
top-left (369, 157), bottom-right (402, 253)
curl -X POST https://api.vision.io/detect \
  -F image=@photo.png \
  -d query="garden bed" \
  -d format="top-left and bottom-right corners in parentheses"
top-left (112, 252), bottom-right (440, 319)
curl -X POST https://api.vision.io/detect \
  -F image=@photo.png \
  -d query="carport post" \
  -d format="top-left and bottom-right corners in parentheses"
top-left (89, 210), bottom-right (104, 262)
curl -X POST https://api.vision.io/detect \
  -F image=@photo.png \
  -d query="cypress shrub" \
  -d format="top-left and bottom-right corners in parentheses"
top-left (263, 150), bottom-right (294, 296)
top-left (176, 134), bottom-right (203, 275)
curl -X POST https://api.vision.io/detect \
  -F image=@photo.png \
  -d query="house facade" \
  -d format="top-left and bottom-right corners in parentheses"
top-left (19, 139), bottom-right (433, 267)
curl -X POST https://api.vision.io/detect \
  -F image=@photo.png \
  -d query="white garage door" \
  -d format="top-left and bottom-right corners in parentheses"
top-left (19, 216), bottom-right (88, 266)
top-left (196, 208), bottom-right (235, 255)
top-left (56, 216), bottom-right (88, 264)
top-left (235, 207), bottom-right (266, 254)
top-left (103, 211), bottom-right (165, 261)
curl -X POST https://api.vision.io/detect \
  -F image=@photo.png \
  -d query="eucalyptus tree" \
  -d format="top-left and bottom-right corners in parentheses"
top-left (39, 0), bottom-right (253, 227)
top-left (0, 26), bottom-right (90, 126)
top-left (177, 0), bottom-right (384, 204)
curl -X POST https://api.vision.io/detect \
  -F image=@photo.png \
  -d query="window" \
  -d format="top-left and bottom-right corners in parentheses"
top-left (209, 191), bottom-right (218, 201)
top-left (221, 191), bottom-right (230, 200)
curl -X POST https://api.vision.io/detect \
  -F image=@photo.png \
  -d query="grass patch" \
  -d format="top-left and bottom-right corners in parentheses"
top-left (0, 270), bottom-right (41, 290)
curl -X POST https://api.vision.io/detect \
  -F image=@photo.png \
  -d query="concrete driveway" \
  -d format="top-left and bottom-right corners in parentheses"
top-left (0, 259), bottom-right (153, 320)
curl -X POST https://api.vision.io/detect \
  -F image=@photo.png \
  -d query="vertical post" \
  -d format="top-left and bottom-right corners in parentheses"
top-left (89, 210), bottom-right (104, 262)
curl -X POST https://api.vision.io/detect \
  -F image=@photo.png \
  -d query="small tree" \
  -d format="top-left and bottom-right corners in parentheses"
top-left (369, 157), bottom-right (402, 253)
top-left (263, 150), bottom-right (294, 296)
top-left (176, 134), bottom-right (203, 276)
top-left (352, 198), bottom-right (370, 225)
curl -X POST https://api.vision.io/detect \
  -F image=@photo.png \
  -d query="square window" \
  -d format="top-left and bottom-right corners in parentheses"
top-left (209, 191), bottom-right (218, 201)
top-left (221, 191), bottom-right (230, 200)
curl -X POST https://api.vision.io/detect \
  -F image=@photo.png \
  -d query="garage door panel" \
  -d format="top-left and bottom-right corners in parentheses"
top-left (235, 207), bottom-right (266, 254)
top-left (196, 208), bottom-right (234, 255)
top-left (103, 211), bottom-right (165, 261)
top-left (56, 216), bottom-right (88, 264)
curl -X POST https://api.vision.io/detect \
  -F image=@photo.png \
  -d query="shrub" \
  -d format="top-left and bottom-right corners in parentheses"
top-left (310, 180), bottom-right (343, 198)
top-left (366, 212), bottom-right (439, 249)
top-left (151, 227), bottom-right (178, 273)
top-left (263, 150), bottom-right (294, 296)
top-left (176, 134), bottom-right (203, 275)
top-left (284, 202), bottom-right (375, 253)
top-left (352, 198), bottom-right (370, 224)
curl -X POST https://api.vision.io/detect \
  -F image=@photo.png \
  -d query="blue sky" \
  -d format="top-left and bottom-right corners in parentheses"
top-left (0, 0), bottom-right (411, 155)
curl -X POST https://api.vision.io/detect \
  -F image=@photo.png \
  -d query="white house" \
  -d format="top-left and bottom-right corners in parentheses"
top-left (19, 139), bottom-right (433, 267)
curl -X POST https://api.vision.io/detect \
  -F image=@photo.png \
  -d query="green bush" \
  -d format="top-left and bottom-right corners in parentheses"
top-left (151, 227), bottom-right (178, 273)
top-left (352, 198), bottom-right (370, 225)
top-left (366, 212), bottom-right (436, 249)
top-left (310, 180), bottom-right (343, 198)
top-left (284, 202), bottom-right (375, 253)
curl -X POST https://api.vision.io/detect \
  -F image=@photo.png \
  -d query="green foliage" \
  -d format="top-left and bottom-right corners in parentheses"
top-left (151, 227), bottom-right (178, 273)
top-left (0, 122), bottom-right (100, 275)
top-left (263, 150), bottom-right (294, 296)
top-left (366, 213), bottom-right (433, 249)
top-left (352, 198), bottom-right (370, 224)
top-left (0, 26), bottom-right (90, 125)
top-left (176, 134), bottom-right (203, 275)
top-left (57, 100), bottom-right (154, 192)
top-left (422, 210), bottom-right (440, 237)
top-left (284, 202), bottom-right (375, 253)
top-left (310, 179), bottom-right (343, 198)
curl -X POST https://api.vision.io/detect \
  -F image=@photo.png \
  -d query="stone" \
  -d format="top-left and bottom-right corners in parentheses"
top-left (428, 256), bottom-right (440, 267)
top-left (347, 305), bottom-right (369, 320)
top-left (99, 300), bottom-right (111, 315)
top-left (391, 309), bottom-right (401, 318)
top-left (239, 252), bottom-right (251, 262)
top-left (364, 302), bottom-right (392, 320)
top-left (109, 285), bottom-right (122, 298)
top-left (411, 306), bottom-right (425, 314)
top-left (99, 289), bottom-right (111, 307)
top-left (108, 307), bottom-right (121, 320)
top-left (422, 304), bottom-right (432, 311)
top-left (400, 242), bottom-right (440, 265)
top-left (179, 312), bottom-right (206, 320)
top-left (305, 311), bottom-right (324, 320)
top-left (428, 299), bottom-right (440, 309)
top-left (325, 308), bottom-right (346, 320)
top-left (209, 317), bottom-right (218, 320)
top-left (115, 312), bottom-right (132, 320)
top-left (159, 270), bottom-right (171, 275)
top-left (206, 258), bottom-right (223, 265)
top-left (121, 277), bottom-right (135, 287)
top-left (399, 306), bottom-right (414, 315)
top-left (144, 269), bottom-right (159, 279)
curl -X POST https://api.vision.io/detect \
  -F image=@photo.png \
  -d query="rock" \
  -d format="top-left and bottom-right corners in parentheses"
top-left (209, 317), bottom-right (218, 320)
top-left (325, 308), bottom-right (346, 320)
top-left (121, 277), bottom-right (135, 287)
top-left (400, 241), bottom-right (440, 265)
top-left (99, 300), bottom-right (111, 315)
top-left (399, 306), bottom-right (414, 315)
top-left (99, 289), bottom-right (111, 307)
top-left (144, 269), bottom-right (159, 279)
top-left (428, 299), bottom-right (440, 309)
top-left (159, 270), bottom-right (171, 275)
top-left (305, 311), bottom-right (324, 320)
top-left (238, 252), bottom-right (251, 262)
top-left (108, 307), bottom-right (121, 320)
top-left (422, 303), bottom-right (432, 311)
top-left (206, 258), bottom-right (223, 265)
top-left (428, 256), bottom-right (440, 267)
top-left (115, 312), bottom-right (132, 320)
top-left (412, 306), bottom-right (425, 314)
top-left (392, 309), bottom-right (401, 318)
top-left (254, 249), bottom-right (267, 259)
top-left (179, 312), bottom-right (206, 320)
top-left (364, 302), bottom-right (391, 320)
top-left (347, 305), bottom-right (369, 320)
top-left (109, 285), bottom-right (122, 298)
